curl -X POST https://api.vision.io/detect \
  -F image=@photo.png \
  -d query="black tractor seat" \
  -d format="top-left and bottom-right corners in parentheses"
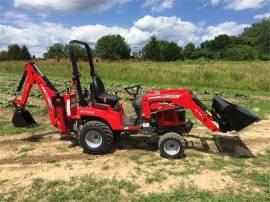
top-left (96, 93), bottom-right (119, 106)
top-left (90, 74), bottom-right (120, 107)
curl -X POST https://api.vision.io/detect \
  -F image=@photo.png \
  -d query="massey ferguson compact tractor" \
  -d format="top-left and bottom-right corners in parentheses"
top-left (12, 40), bottom-right (260, 159)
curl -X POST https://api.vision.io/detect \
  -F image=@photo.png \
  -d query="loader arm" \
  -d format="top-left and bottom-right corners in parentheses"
top-left (12, 63), bottom-right (67, 132)
top-left (142, 90), bottom-right (219, 132)
top-left (142, 89), bottom-right (260, 133)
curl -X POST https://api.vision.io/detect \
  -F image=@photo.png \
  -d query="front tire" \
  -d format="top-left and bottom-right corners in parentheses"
top-left (79, 121), bottom-right (113, 154)
top-left (158, 133), bottom-right (185, 159)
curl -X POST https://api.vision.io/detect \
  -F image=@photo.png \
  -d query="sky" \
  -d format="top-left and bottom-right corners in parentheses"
top-left (0, 0), bottom-right (269, 56)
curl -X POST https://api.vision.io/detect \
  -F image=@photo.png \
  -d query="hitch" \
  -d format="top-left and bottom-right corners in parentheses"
top-left (12, 108), bottom-right (38, 128)
top-left (212, 96), bottom-right (260, 132)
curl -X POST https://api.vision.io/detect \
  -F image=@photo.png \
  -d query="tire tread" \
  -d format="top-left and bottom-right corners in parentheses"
top-left (79, 121), bottom-right (113, 154)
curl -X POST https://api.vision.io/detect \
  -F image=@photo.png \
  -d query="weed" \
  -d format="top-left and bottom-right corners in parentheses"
top-left (247, 171), bottom-right (270, 190)
top-left (129, 154), bottom-right (143, 164)
top-left (55, 146), bottom-right (68, 153)
top-left (84, 160), bottom-right (91, 166)
top-left (47, 159), bottom-right (58, 164)
top-left (102, 165), bottom-right (110, 170)
top-left (146, 170), bottom-right (167, 184)
top-left (208, 157), bottom-right (227, 171)
top-left (19, 146), bottom-right (34, 153)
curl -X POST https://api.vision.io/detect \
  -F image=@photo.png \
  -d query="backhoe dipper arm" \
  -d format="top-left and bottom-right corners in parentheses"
top-left (13, 63), bottom-right (67, 132)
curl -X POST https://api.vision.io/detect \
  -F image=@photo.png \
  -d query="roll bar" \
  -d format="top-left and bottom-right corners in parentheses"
top-left (69, 40), bottom-right (95, 106)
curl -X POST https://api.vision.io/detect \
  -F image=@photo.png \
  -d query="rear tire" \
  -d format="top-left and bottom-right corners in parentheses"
top-left (158, 133), bottom-right (185, 159)
top-left (79, 121), bottom-right (113, 154)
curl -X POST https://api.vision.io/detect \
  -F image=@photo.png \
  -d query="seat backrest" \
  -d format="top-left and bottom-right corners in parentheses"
top-left (90, 74), bottom-right (105, 99)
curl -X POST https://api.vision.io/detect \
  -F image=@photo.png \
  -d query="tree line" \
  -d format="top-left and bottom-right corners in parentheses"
top-left (141, 19), bottom-right (269, 61)
top-left (0, 44), bottom-right (32, 61)
top-left (0, 19), bottom-right (269, 61)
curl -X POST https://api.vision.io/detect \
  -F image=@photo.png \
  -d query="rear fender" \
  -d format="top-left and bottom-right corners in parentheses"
top-left (77, 106), bottom-right (124, 130)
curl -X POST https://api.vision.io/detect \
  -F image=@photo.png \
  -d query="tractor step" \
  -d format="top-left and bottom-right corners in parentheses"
top-left (123, 117), bottom-right (137, 127)
top-left (12, 109), bottom-right (38, 128)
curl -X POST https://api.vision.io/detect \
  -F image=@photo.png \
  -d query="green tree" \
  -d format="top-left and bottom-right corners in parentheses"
top-left (47, 43), bottom-right (66, 60)
top-left (208, 34), bottom-right (232, 52)
top-left (240, 19), bottom-right (270, 59)
top-left (95, 34), bottom-right (131, 59)
top-left (183, 43), bottom-right (196, 59)
top-left (159, 41), bottom-right (182, 61)
top-left (65, 44), bottom-right (88, 61)
top-left (20, 45), bottom-right (32, 60)
top-left (0, 51), bottom-right (8, 61)
top-left (142, 36), bottom-right (161, 61)
top-left (223, 45), bottom-right (258, 61)
top-left (7, 44), bottom-right (21, 60)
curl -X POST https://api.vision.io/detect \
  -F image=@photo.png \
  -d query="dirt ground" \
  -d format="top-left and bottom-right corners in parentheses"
top-left (0, 102), bottom-right (269, 196)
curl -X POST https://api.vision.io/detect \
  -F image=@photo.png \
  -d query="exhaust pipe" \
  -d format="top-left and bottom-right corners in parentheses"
top-left (12, 109), bottom-right (38, 128)
top-left (212, 96), bottom-right (260, 133)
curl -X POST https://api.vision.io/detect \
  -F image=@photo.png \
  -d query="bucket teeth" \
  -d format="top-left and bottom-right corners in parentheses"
top-left (12, 109), bottom-right (38, 128)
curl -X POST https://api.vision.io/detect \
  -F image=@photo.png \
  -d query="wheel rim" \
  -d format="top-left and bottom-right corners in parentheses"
top-left (164, 139), bottom-right (181, 156)
top-left (85, 131), bottom-right (102, 149)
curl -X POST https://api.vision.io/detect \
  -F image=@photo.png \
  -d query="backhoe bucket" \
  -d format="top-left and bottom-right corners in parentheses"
top-left (12, 109), bottom-right (38, 128)
top-left (212, 96), bottom-right (260, 132)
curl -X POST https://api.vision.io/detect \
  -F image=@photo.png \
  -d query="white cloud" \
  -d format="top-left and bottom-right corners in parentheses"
top-left (202, 21), bottom-right (250, 41)
top-left (210, 0), bottom-right (221, 6)
top-left (206, 0), bottom-right (270, 10)
top-left (0, 15), bottom-right (250, 57)
top-left (3, 11), bottom-right (29, 21)
top-left (134, 16), bottom-right (200, 45)
top-left (225, 0), bottom-right (266, 10)
top-left (14, 0), bottom-right (129, 12)
top-left (143, 0), bottom-right (174, 12)
top-left (254, 11), bottom-right (270, 19)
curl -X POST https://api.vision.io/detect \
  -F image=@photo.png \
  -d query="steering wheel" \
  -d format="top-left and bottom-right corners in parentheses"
top-left (124, 84), bottom-right (142, 98)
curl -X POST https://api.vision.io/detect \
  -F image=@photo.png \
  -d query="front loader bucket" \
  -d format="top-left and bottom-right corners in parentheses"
top-left (12, 109), bottom-right (38, 128)
top-left (212, 96), bottom-right (260, 132)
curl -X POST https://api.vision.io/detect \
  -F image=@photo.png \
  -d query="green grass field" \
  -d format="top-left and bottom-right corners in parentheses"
top-left (1, 60), bottom-right (269, 93)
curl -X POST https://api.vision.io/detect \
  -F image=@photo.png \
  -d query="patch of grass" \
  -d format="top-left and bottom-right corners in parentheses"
top-left (19, 146), bottom-right (34, 153)
top-left (84, 160), bottom-right (91, 166)
top-left (240, 98), bottom-right (270, 118)
top-left (16, 175), bottom-right (139, 202)
top-left (207, 157), bottom-right (227, 171)
top-left (162, 160), bottom-right (176, 166)
top-left (117, 179), bottom-right (140, 193)
top-left (186, 151), bottom-right (204, 158)
top-left (134, 185), bottom-right (270, 202)
top-left (0, 179), bottom-right (8, 185)
top-left (247, 172), bottom-right (270, 190)
top-left (0, 120), bottom-right (49, 136)
top-left (102, 165), bottom-right (110, 170)
top-left (55, 146), bottom-right (68, 153)
top-left (47, 159), bottom-right (58, 164)
top-left (146, 170), bottom-right (167, 184)
top-left (168, 168), bottom-right (198, 177)
top-left (250, 150), bottom-right (270, 167)
top-left (129, 154), bottom-right (143, 164)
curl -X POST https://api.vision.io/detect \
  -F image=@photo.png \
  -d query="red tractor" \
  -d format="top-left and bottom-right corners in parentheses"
top-left (12, 40), bottom-right (260, 159)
